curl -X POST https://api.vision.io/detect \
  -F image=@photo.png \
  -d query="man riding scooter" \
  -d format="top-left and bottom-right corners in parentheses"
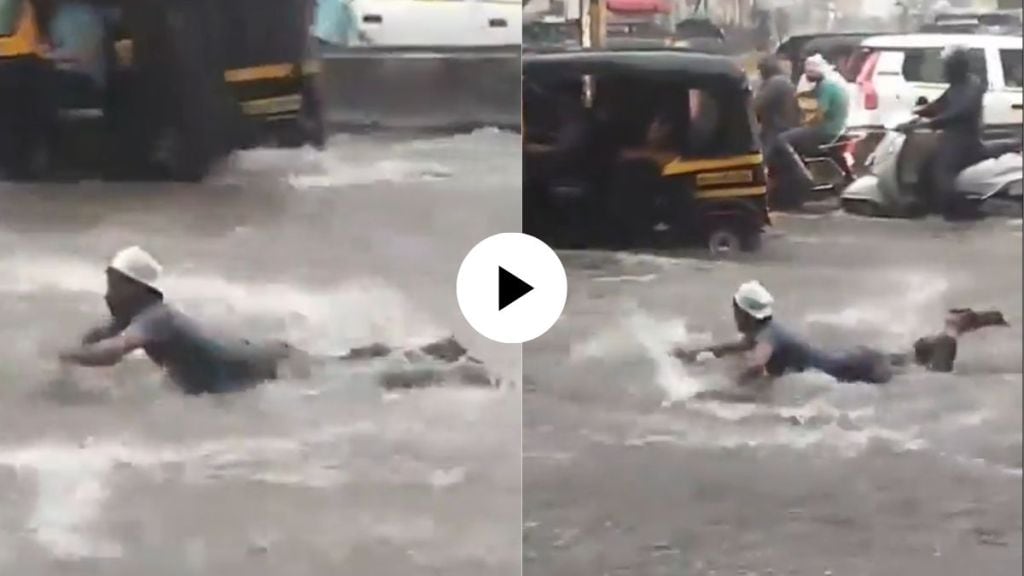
top-left (770, 55), bottom-right (849, 208)
top-left (907, 45), bottom-right (990, 219)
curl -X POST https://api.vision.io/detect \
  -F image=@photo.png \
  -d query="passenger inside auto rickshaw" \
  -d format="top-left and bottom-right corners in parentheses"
top-left (39, 0), bottom-right (117, 110)
top-left (619, 111), bottom-right (678, 163)
top-left (617, 87), bottom-right (720, 166)
top-left (523, 85), bottom-right (591, 186)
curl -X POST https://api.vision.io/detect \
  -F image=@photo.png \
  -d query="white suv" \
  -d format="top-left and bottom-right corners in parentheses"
top-left (847, 34), bottom-right (1023, 130)
top-left (351, 0), bottom-right (521, 48)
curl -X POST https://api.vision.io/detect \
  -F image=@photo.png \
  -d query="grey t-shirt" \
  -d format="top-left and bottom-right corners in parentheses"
top-left (754, 321), bottom-right (822, 377)
top-left (124, 303), bottom-right (280, 394)
top-left (754, 321), bottom-right (891, 384)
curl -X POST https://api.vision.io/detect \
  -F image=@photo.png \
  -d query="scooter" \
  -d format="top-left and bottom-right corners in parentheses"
top-left (842, 117), bottom-right (1023, 219)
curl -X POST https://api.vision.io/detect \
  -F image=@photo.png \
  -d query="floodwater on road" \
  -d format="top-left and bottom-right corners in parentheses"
top-left (525, 213), bottom-right (1022, 576)
top-left (0, 130), bottom-right (521, 575)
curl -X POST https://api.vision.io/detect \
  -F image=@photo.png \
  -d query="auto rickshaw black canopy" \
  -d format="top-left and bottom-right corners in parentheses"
top-left (523, 49), bottom-right (749, 91)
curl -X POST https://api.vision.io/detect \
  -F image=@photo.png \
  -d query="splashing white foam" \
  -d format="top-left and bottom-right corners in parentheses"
top-left (624, 419), bottom-right (929, 459)
top-left (0, 424), bottom-right (373, 559)
top-left (5, 447), bottom-right (120, 560)
top-left (215, 140), bottom-right (454, 189)
top-left (803, 271), bottom-right (950, 347)
top-left (0, 254), bottom-right (446, 353)
top-left (286, 158), bottom-right (452, 190)
top-left (626, 312), bottom-right (714, 405)
top-left (572, 306), bottom-right (720, 404)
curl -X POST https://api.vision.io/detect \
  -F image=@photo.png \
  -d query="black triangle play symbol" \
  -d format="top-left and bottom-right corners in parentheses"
top-left (498, 266), bottom-right (533, 311)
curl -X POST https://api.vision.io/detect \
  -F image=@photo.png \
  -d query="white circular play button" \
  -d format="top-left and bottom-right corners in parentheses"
top-left (456, 233), bottom-right (567, 344)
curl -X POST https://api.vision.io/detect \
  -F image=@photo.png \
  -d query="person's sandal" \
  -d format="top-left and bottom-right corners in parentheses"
top-left (948, 308), bottom-right (1008, 333)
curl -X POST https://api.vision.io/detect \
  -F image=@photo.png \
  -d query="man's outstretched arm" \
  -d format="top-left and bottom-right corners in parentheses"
top-left (60, 331), bottom-right (146, 367)
top-left (81, 320), bottom-right (127, 345)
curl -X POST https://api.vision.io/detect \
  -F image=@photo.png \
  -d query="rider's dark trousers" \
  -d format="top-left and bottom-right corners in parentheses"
top-left (780, 125), bottom-right (834, 157)
top-left (768, 125), bottom-right (833, 194)
top-left (929, 134), bottom-right (985, 217)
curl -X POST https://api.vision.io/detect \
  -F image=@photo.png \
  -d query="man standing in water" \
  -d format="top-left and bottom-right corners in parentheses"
top-left (672, 281), bottom-right (1008, 386)
top-left (59, 246), bottom-right (496, 393)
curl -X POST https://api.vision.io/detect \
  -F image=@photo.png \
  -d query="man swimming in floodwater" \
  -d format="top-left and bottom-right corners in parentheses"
top-left (672, 280), bottom-right (1008, 386)
top-left (58, 246), bottom-right (496, 394)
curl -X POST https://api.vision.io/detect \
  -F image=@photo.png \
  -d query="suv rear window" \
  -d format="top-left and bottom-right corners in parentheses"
top-left (901, 48), bottom-right (988, 85)
top-left (1001, 49), bottom-right (1023, 88)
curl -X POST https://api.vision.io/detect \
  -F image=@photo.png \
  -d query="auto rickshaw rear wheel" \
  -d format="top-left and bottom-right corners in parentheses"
top-left (707, 227), bottom-right (742, 256)
top-left (705, 218), bottom-right (761, 256)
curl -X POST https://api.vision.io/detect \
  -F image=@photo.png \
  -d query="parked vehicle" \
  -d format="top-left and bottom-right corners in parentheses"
top-left (523, 49), bottom-right (769, 254)
top-left (849, 34), bottom-right (1023, 128)
top-left (524, 15), bottom-right (580, 51)
top-left (843, 33), bottom-right (1023, 171)
top-left (0, 0), bottom-right (321, 181)
top-left (351, 0), bottom-right (520, 48)
top-left (920, 10), bottom-right (1022, 35)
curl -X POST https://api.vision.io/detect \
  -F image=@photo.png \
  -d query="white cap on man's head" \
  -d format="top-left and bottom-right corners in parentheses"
top-left (734, 280), bottom-right (774, 320)
top-left (108, 246), bottom-right (162, 291)
top-left (804, 53), bottom-right (829, 75)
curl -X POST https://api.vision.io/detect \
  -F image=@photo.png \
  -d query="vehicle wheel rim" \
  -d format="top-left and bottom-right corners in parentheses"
top-left (708, 229), bottom-right (740, 255)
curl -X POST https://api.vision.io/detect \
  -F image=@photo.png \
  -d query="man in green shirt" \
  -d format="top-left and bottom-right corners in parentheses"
top-left (780, 55), bottom-right (849, 156)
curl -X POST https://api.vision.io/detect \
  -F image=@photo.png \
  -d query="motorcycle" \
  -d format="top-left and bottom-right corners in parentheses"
top-left (841, 116), bottom-right (1023, 219)
top-left (767, 132), bottom-right (862, 211)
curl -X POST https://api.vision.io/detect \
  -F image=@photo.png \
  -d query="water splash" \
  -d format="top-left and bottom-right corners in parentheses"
top-left (572, 305), bottom-right (720, 404)
top-left (286, 158), bottom-right (452, 190)
top-left (626, 311), bottom-right (715, 405)
top-left (217, 139), bottom-right (454, 189)
top-left (0, 254), bottom-right (446, 353)
top-left (803, 271), bottom-right (950, 347)
top-left (0, 423), bottom-right (365, 559)
top-left (5, 447), bottom-right (121, 560)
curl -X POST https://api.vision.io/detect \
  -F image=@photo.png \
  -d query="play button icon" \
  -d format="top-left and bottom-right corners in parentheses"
top-left (457, 233), bottom-right (567, 344)
top-left (498, 267), bottom-right (533, 311)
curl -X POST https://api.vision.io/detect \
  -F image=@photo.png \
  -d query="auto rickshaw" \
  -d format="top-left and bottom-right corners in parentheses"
top-left (0, 0), bottom-right (323, 181)
top-left (523, 49), bottom-right (769, 254)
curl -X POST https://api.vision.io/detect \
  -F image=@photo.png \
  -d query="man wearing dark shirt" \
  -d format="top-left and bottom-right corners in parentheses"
top-left (913, 46), bottom-right (987, 218)
top-left (754, 55), bottom-right (799, 161)
top-left (59, 247), bottom-right (496, 393)
top-left (672, 281), bottom-right (1009, 387)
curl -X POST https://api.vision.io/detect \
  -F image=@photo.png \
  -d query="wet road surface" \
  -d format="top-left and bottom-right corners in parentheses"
top-left (0, 130), bottom-right (521, 575)
top-left (525, 213), bottom-right (1022, 576)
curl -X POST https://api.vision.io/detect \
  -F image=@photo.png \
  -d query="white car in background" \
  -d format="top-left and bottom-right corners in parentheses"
top-left (847, 34), bottom-right (1023, 130)
top-left (351, 0), bottom-right (521, 48)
